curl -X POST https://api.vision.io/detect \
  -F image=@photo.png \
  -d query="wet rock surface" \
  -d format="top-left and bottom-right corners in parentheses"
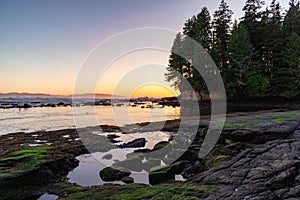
top-left (99, 166), bottom-right (131, 182)
top-left (189, 139), bottom-right (300, 199)
top-left (117, 138), bottom-right (146, 148)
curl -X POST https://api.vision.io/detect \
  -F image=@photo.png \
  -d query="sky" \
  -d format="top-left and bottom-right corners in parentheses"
top-left (0, 0), bottom-right (290, 97)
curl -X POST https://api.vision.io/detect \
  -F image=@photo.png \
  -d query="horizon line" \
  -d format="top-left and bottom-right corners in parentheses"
top-left (0, 91), bottom-right (178, 99)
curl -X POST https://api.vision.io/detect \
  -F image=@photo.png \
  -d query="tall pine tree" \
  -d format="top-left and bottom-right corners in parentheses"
top-left (283, 0), bottom-right (300, 39)
top-left (165, 33), bottom-right (185, 90)
top-left (270, 32), bottom-right (300, 98)
top-left (211, 0), bottom-right (233, 73)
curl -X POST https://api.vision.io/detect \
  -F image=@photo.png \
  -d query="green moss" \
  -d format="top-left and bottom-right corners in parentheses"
top-left (225, 139), bottom-right (241, 148)
top-left (0, 146), bottom-right (52, 177)
top-left (150, 165), bottom-right (171, 174)
top-left (214, 155), bottom-right (229, 160)
top-left (48, 183), bottom-right (215, 200)
top-left (100, 166), bottom-right (131, 181)
top-left (224, 111), bottom-right (299, 129)
top-left (293, 141), bottom-right (300, 145)
top-left (224, 122), bottom-right (248, 129)
top-left (150, 184), bottom-right (216, 200)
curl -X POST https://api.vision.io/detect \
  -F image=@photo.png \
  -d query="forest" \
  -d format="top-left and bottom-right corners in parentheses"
top-left (166, 0), bottom-right (300, 100)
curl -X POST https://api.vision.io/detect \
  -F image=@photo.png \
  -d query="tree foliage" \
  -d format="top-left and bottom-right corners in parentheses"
top-left (166, 0), bottom-right (300, 100)
top-left (211, 0), bottom-right (233, 72)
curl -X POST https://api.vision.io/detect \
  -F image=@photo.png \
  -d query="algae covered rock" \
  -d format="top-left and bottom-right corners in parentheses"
top-left (114, 155), bottom-right (143, 172)
top-left (99, 166), bottom-right (131, 182)
top-left (121, 176), bottom-right (134, 184)
top-left (149, 165), bottom-right (174, 185)
top-left (143, 158), bottom-right (161, 171)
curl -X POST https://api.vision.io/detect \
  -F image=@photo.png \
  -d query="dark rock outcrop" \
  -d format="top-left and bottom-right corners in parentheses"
top-left (149, 165), bottom-right (175, 185)
top-left (99, 166), bottom-right (131, 182)
top-left (189, 139), bottom-right (300, 199)
top-left (117, 138), bottom-right (146, 148)
top-left (121, 176), bottom-right (134, 184)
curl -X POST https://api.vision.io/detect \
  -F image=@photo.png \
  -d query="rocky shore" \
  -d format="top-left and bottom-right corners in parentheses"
top-left (0, 110), bottom-right (299, 199)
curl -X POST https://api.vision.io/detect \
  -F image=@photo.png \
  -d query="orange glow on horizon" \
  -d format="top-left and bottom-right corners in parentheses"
top-left (0, 85), bottom-right (180, 98)
top-left (129, 84), bottom-right (179, 98)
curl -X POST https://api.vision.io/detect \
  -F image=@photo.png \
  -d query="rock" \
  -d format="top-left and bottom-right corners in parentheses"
top-left (23, 103), bottom-right (32, 108)
top-left (182, 161), bottom-right (205, 179)
top-left (291, 129), bottom-right (300, 139)
top-left (121, 176), bottom-right (134, 184)
top-left (100, 125), bottom-right (121, 132)
top-left (102, 154), bottom-right (113, 160)
top-left (57, 102), bottom-right (66, 107)
top-left (106, 134), bottom-right (121, 143)
top-left (152, 141), bottom-right (169, 151)
top-left (177, 148), bottom-right (199, 162)
top-left (133, 148), bottom-right (151, 153)
top-left (143, 158), bottom-right (161, 171)
top-left (170, 161), bottom-right (187, 174)
top-left (149, 165), bottom-right (175, 185)
top-left (114, 155), bottom-right (143, 172)
top-left (99, 166), bottom-right (131, 182)
top-left (117, 138), bottom-right (146, 148)
top-left (189, 139), bottom-right (300, 199)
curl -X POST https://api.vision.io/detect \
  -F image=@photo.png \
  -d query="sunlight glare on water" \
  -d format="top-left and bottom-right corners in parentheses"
top-left (0, 105), bottom-right (180, 135)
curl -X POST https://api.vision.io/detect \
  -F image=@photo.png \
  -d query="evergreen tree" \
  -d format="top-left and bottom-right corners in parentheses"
top-left (241, 0), bottom-right (265, 37)
top-left (226, 25), bottom-right (253, 98)
top-left (194, 7), bottom-right (212, 51)
top-left (165, 0), bottom-right (300, 100)
top-left (211, 0), bottom-right (233, 72)
top-left (283, 0), bottom-right (300, 37)
top-left (284, 32), bottom-right (300, 68)
top-left (241, 0), bottom-right (265, 61)
top-left (270, 32), bottom-right (300, 98)
top-left (168, 7), bottom-right (213, 97)
top-left (242, 0), bottom-right (265, 21)
top-left (260, 0), bottom-right (284, 79)
top-left (183, 7), bottom-right (213, 98)
top-left (165, 33), bottom-right (185, 90)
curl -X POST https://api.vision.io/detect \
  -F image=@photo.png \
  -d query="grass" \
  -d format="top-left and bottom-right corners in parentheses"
top-left (0, 146), bottom-right (52, 177)
top-left (48, 183), bottom-right (216, 200)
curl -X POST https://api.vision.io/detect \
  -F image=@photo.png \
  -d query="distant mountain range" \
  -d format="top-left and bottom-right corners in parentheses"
top-left (0, 92), bottom-right (126, 99)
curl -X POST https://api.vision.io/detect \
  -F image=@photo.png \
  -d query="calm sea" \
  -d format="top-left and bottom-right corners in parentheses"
top-left (0, 105), bottom-right (180, 135)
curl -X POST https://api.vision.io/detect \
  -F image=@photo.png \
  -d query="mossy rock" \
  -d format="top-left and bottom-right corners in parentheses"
top-left (143, 158), bottom-right (161, 171)
top-left (99, 166), bottom-right (131, 182)
top-left (0, 146), bottom-right (52, 178)
top-left (46, 182), bottom-right (215, 200)
top-left (206, 155), bottom-right (230, 168)
top-left (114, 155), bottom-right (143, 172)
top-left (149, 165), bottom-right (174, 185)
top-left (121, 176), bottom-right (134, 184)
top-left (0, 146), bottom-right (78, 199)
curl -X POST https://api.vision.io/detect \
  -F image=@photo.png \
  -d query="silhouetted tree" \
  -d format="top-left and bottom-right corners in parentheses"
top-left (211, 0), bottom-right (233, 73)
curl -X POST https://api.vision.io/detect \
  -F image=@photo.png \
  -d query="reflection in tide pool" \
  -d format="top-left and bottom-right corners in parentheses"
top-left (68, 131), bottom-right (171, 186)
top-left (0, 105), bottom-right (180, 135)
top-left (67, 151), bottom-right (153, 186)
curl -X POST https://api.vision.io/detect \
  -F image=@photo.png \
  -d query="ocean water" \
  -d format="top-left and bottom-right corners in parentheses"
top-left (0, 105), bottom-right (180, 135)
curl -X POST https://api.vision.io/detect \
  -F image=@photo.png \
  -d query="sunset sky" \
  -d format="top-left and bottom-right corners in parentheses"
top-left (0, 0), bottom-right (289, 98)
